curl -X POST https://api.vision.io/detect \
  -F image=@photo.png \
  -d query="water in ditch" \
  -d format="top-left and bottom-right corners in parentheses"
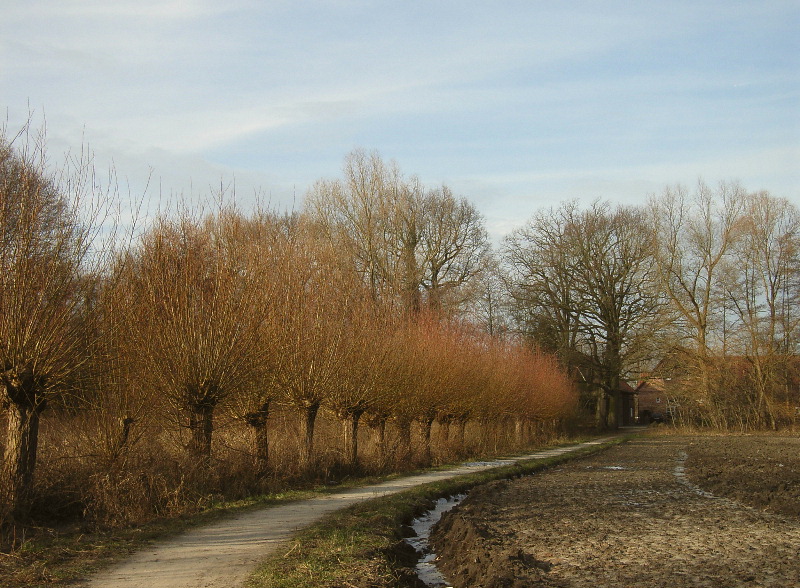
top-left (404, 494), bottom-right (466, 588)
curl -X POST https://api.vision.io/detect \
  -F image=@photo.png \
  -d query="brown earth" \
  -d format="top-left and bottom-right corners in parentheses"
top-left (429, 433), bottom-right (800, 588)
top-left (685, 434), bottom-right (800, 518)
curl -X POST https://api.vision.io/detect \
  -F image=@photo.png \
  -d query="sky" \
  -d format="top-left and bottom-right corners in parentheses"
top-left (2, 1), bottom-right (798, 240)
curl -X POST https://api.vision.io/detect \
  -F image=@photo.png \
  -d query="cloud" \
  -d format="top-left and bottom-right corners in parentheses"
top-left (6, 0), bottom-right (240, 20)
top-left (2, 1), bottom-right (796, 242)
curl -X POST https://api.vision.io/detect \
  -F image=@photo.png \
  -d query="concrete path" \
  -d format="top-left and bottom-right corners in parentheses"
top-left (82, 437), bottom-right (615, 588)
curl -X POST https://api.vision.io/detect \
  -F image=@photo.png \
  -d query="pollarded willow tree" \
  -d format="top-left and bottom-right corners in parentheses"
top-left (268, 217), bottom-right (356, 470)
top-left (0, 129), bottom-right (112, 516)
top-left (405, 315), bottom-right (462, 464)
top-left (326, 298), bottom-right (396, 468)
top-left (203, 207), bottom-right (288, 476)
top-left (117, 206), bottom-right (269, 468)
top-left (430, 324), bottom-right (487, 454)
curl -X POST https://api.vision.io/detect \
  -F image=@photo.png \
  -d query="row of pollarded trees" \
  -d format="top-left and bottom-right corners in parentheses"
top-left (0, 136), bottom-right (577, 523)
top-left (503, 181), bottom-right (800, 430)
top-left (106, 207), bottom-right (575, 473)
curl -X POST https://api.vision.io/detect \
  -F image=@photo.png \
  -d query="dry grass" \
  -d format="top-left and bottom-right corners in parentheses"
top-left (0, 404), bottom-right (583, 586)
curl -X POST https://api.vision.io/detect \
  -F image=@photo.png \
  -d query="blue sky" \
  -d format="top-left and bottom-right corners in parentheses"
top-left (2, 1), bottom-right (798, 239)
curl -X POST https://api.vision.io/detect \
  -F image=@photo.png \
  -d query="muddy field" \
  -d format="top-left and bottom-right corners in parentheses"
top-left (429, 434), bottom-right (800, 588)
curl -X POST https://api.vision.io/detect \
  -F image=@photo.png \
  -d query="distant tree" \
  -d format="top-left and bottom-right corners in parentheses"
top-left (305, 149), bottom-right (407, 306)
top-left (306, 149), bottom-right (490, 316)
top-left (468, 255), bottom-right (510, 337)
top-left (720, 192), bottom-right (800, 428)
top-left (504, 202), bottom-right (584, 363)
top-left (504, 201), bottom-right (662, 429)
top-left (649, 181), bottom-right (747, 427)
top-left (417, 186), bottom-right (491, 313)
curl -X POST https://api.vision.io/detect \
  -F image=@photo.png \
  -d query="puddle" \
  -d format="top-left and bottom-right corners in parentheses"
top-left (461, 459), bottom-right (515, 468)
top-left (405, 494), bottom-right (466, 587)
top-left (674, 450), bottom-right (716, 498)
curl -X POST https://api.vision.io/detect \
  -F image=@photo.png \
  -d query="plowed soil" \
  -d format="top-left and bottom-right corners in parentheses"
top-left (430, 434), bottom-right (800, 588)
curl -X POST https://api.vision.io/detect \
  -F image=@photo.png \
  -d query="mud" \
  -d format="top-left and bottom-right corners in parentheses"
top-left (429, 434), bottom-right (800, 588)
top-left (685, 434), bottom-right (800, 518)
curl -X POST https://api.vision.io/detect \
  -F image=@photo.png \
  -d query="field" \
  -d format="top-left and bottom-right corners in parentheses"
top-left (429, 434), bottom-right (800, 588)
top-left (685, 434), bottom-right (800, 518)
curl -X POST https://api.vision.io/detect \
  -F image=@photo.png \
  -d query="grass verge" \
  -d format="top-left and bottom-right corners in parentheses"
top-left (0, 488), bottom-right (323, 588)
top-left (3, 471), bottom-right (429, 588)
top-left (246, 435), bottom-right (631, 588)
top-left (1, 435), bottom-right (631, 587)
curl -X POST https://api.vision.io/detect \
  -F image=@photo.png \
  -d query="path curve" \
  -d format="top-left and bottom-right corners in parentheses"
top-left (80, 438), bottom-right (615, 588)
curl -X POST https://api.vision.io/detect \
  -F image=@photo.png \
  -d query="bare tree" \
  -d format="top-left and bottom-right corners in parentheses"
top-left (267, 217), bottom-right (353, 470)
top-left (324, 297), bottom-right (398, 468)
top-left (649, 181), bottom-right (747, 427)
top-left (118, 205), bottom-right (268, 468)
top-left (504, 201), bottom-right (662, 429)
top-left (212, 208), bottom-right (289, 476)
top-left (361, 319), bottom-right (418, 466)
top-left (408, 315), bottom-right (460, 464)
top-left (0, 128), bottom-right (112, 516)
top-left (418, 186), bottom-right (491, 313)
top-left (571, 202), bottom-right (663, 427)
top-left (306, 149), bottom-right (490, 316)
top-left (504, 202), bottom-right (584, 364)
top-left (720, 192), bottom-right (800, 428)
top-left (305, 149), bottom-right (407, 306)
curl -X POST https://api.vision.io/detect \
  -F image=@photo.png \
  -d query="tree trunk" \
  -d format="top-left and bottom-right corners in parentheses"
top-left (299, 402), bottom-right (320, 468)
top-left (368, 415), bottom-right (388, 464)
top-left (2, 400), bottom-right (42, 517)
top-left (396, 418), bottom-right (412, 463)
top-left (596, 389), bottom-right (610, 431)
top-left (245, 401), bottom-right (271, 476)
top-left (341, 410), bottom-right (364, 467)
top-left (117, 416), bottom-right (135, 453)
top-left (419, 416), bottom-right (435, 464)
top-left (108, 416), bottom-right (136, 466)
top-left (437, 414), bottom-right (452, 447)
top-left (188, 403), bottom-right (215, 466)
top-left (453, 417), bottom-right (467, 451)
top-left (514, 417), bottom-right (526, 446)
top-left (611, 388), bottom-right (623, 429)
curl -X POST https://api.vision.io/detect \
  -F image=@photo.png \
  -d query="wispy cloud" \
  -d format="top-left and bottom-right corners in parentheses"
top-left (2, 1), bottom-right (797, 232)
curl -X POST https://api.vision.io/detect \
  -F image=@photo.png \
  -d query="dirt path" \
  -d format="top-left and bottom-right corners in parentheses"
top-left (80, 438), bottom-right (614, 588)
top-left (431, 435), bottom-right (800, 588)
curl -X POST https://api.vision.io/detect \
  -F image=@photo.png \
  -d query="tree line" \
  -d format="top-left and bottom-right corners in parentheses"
top-left (0, 136), bottom-right (574, 529)
top-left (2, 128), bottom-right (797, 531)
top-left (504, 182), bottom-right (800, 431)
